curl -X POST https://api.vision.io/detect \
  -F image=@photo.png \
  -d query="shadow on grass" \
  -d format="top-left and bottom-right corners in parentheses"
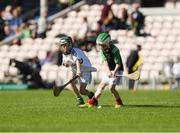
top-left (124, 104), bottom-right (180, 108)
top-left (100, 104), bottom-right (180, 108)
top-left (101, 105), bottom-right (114, 108)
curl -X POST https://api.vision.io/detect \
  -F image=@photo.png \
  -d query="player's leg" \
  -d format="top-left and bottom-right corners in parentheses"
top-left (129, 79), bottom-right (135, 92)
top-left (88, 82), bottom-right (106, 106)
top-left (88, 75), bottom-right (108, 106)
top-left (109, 77), bottom-right (123, 108)
top-left (70, 80), bottom-right (85, 105)
top-left (77, 82), bottom-right (95, 108)
top-left (69, 72), bottom-right (85, 106)
top-left (109, 84), bottom-right (123, 108)
top-left (79, 72), bottom-right (94, 99)
top-left (94, 82), bottom-right (106, 99)
top-left (79, 82), bottom-right (94, 99)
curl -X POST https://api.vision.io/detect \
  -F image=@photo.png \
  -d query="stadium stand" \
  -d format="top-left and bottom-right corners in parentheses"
top-left (0, 0), bottom-right (180, 89)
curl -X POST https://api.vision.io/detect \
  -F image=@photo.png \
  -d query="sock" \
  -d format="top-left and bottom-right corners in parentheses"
top-left (77, 97), bottom-right (85, 104)
top-left (116, 98), bottom-right (123, 105)
top-left (95, 88), bottom-right (102, 98)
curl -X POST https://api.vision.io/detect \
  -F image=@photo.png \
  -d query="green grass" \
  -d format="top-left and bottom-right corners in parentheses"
top-left (0, 89), bottom-right (180, 132)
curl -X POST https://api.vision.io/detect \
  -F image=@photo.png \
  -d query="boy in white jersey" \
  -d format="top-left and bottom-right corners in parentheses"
top-left (55, 35), bottom-right (94, 107)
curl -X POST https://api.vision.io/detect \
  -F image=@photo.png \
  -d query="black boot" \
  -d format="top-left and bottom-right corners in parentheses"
top-left (77, 97), bottom-right (85, 106)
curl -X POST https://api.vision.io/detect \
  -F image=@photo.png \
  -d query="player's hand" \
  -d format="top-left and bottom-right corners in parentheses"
top-left (63, 61), bottom-right (72, 67)
top-left (111, 71), bottom-right (116, 78)
top-left (63, 63), bottom-right (70, 67)
top-left (108, 71), bottom-right (113, 78)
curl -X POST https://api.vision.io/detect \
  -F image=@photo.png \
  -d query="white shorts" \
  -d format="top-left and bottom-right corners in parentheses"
top-left (101, 71), bottom-right (123, 85)
top-left (72, 72), bottom-right (92, 84)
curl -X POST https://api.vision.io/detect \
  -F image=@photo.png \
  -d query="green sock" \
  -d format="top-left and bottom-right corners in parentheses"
top-left (77, 97), bottom-right (85, 105)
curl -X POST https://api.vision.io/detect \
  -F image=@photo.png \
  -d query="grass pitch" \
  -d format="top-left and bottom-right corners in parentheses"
top-left (0, 89), bottom-right (180, 132)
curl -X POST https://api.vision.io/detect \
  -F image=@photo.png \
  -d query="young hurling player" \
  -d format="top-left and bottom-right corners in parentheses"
top-left (56, 35), bottom-right (94, 107)
top-left (88, 32), bottom-right (124, 108)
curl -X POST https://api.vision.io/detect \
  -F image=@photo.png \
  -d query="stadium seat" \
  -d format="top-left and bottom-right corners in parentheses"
top-left (40, 71), bottom-right (48, 81)
top-left (154, 16), bottom-right (164, 23)
top-left (34, 38), bottom-right (43, 45)
top-left (38, 50), bottom-right (47, 60)
top-left (0, 51), bottom-right (8, 58)
top-left (67, 11), bottom-right (77, 18)
top-left (80, 4), bottom-right (90, 11)
top-left (27, 51), bottom-right (37, 59)
top-left (9, 45), bottom-right (20, 52)
top-left (153, 22), bottom-right (162, 29)
top-left (0, 71), bottom-right (5, 82)
top-left (21, 38), bottom-right (34, 45)
top-left (140, 70), bottom-right (149, 81)
top-left (165, 1), bottom-right (175, 8)
top-left (47, 70), bottom-right (58, 82)
top-left (0, 45), bottom-right (9, 52)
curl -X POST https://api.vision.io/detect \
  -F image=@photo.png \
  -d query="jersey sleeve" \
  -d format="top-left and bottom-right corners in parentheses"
top-left (100, 51), bottom-right (107, 62)
top-left (72, 53), bottom-right (80, 62)
top-left (72, 49), bottom-right (84, 64)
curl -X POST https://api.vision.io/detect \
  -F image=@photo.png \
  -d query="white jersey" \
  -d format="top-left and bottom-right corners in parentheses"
top-left (62, 48), bottom-right (92, 72)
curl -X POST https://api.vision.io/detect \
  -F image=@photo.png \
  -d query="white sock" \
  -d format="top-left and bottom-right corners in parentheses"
top-left (95, 88), bottom-right (102, 99)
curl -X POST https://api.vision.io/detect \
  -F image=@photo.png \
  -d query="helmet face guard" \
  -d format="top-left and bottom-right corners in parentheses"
top-left (57, 35), bottom-right (73, 55)
top-left (96, 32), bottom-right (111, 49)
